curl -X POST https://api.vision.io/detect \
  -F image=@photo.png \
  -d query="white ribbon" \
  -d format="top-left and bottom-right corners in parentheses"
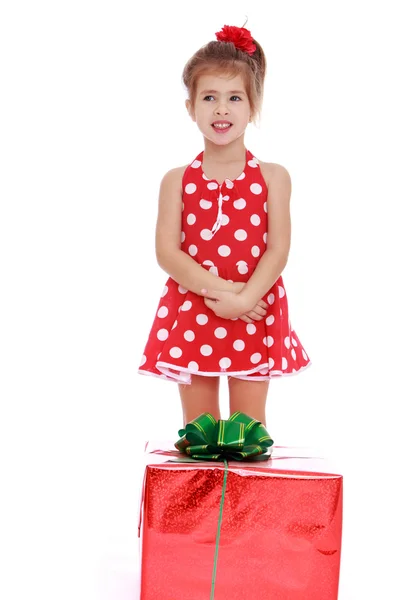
top-left (210, 190), bottom-right (226, 237)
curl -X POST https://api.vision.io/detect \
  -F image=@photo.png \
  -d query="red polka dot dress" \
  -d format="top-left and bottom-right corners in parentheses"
top-left (138, 148), bottom-right (311, 383)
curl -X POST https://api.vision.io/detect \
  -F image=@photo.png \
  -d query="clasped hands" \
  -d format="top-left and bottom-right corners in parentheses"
top-left (201, 282), bottom-right (267, 324)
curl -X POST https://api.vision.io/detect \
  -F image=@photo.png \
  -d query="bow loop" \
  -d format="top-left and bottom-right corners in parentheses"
top-left (175, 411), bottom-right (273, 461)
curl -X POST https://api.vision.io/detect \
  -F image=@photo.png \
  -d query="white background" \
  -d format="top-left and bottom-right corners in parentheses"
top-left (1, 1), bottom-right (407, 599)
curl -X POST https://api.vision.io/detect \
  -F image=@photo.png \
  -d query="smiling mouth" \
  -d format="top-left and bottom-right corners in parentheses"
top-left (212, 123), bottom-right (232, 131)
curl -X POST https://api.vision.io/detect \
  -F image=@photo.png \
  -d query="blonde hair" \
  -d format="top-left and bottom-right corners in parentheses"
top-left (182, 34), bottom-right (267, 127)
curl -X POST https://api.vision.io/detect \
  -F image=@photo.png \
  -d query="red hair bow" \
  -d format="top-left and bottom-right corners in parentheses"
top-left (215, 25), bottom-right (256, 56)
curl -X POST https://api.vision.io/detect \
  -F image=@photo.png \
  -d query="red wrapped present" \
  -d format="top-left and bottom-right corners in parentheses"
top-left (137, 414), bottom-right (342, 600)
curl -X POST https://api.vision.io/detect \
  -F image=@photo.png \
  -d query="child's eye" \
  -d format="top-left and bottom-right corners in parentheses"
top-left (203, 95), bottom-right (241, 101)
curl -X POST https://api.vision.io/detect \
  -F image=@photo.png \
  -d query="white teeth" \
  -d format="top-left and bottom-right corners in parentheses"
top-left (213, 123), bottom-right (231, 129)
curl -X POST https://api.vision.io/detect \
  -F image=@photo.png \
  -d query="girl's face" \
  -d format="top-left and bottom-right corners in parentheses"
top-left (186, 73), bottom-right (251, 146)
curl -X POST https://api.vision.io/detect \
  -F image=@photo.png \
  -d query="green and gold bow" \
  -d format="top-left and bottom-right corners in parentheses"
top-left (174, 410), bottom-right (274, 461)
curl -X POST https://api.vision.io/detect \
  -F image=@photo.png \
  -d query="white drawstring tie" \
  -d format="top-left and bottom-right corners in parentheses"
top-left (210, 190), bottom-right (229, 237)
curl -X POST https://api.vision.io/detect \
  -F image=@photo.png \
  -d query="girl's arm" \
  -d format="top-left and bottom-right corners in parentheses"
top-left (155, 167), bottom-right (234, 296)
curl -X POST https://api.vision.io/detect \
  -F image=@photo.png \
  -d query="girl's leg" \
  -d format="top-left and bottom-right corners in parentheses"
top-left (178, 374), bottom-right (221, 428)
top-left (227, 377), bottom-right (270, 427)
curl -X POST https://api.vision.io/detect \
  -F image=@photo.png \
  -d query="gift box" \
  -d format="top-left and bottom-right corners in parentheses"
top-left (137, 432), bottom-right (342, 599)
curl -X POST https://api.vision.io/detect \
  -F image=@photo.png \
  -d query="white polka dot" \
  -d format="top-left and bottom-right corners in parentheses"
top-left (248, 159), bottom-right (258, 168)
top-left (263, 232), bottom-right (268, 243)
top-left (140, 355), bottom-right (146, 366)
top-left (236, 260), bottom-right (248, 274)
top-left (188, 361), bottom-right (199, 371)
top-left (184, 330), bottom-right (195, 342)
top-left (233, 339), bottom-right (245, 351)
top-left (219, 357), bottom-right (232, 369)
top-left (178, 284), bottom-right (188, 294)
top-left (181, 231), bottom-right (185, 243)
top-left (284, 336), bottom-right (291, 349)
top-left (202, 173), bottom-right (210, 181)
top-left (157, 306), bottom-right (168, 318)
top-left (188, 245), bottom-right (198, 256)
top-left (291, 348), bottom-right (297, 360)
top-left (282, 357), bottom-right (288, 370)
top-left (266, 315), bottom-right (275, 326)
top-left (181, 300), bottom-right (192, 311)
top-left (263, 202), bottom-right (268, 213)
top-left (268, 358), bottom-right (275, 369)
top-left (225, 179), bottom-right (234, 189)
top-left (214, 327), bottom-right (227, 339)
top-left (200, 229), bottom-right (213, 240)
top-left (200, 199), bottom-right (212, 210)
top-left (267, 293), bottom-right (275, 305)
top-left (259, 368), bottom-right (268, 375)
top-left (250, 183), bottom-right (262, 195)
top-left (234, 229), bottom-right (248, 241)
top-left (251, 245), bottom-right (260, 257)
top-left (185, 183), bottom-right (197, 194)
top-left (222, 194), bottom-right (230, 201)
top-left (171, 320), bottom-right (178, 330)
top-left (233, 198), bottom-right (246, 210)
top-left (187, 213), bottom-right (196, 225)
top-left (302, 349), bottom-right (309, 361)
top-left (200, 344), bottom-right (213, 356)
top-left (169, 347), bottom-right (182, 358)
top-left (196, 314), bottom-right (208, 325)
top-left (279, 286), bottom-right (285, 298)
top-left (161, 285), bottom-right (168, 297)
top-left (236, 172), bottom-right (246, 180)
top-left (263, 336), bottom-right (274, 347)
top-left (191, 160), bottom-right (201, 168)
top-left (292, 337), bottom-right (298, 347)
top-left (207, 182), bottom-right (218, 190)
top-left (221, 213), bottom-right (229, 226)
top-left (250, 214), bottom-right (261, 226)
top-left (209, 266), bottom-right (219, 275)
top-left (246, 323), bottom-right (256, 335)
top-left (202, 259), bottom-right (214, 266)
top-left (157, 329), bottom-right (169, 341)
top-left (157, 352), bottom-right (161, 360)
top-left (218, 245), bottom-right (231, 257)
top-left (250, 352), bottom-right (262, 364)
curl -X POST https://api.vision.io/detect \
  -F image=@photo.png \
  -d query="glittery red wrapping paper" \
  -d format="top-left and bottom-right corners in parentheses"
top-left (138, 444), bottom-right (342, 600)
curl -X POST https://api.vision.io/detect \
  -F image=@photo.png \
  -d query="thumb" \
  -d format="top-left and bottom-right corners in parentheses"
top-left (201, 288), bottom-right (219, 301)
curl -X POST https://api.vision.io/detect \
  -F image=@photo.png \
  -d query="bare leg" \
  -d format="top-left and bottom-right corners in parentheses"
top-left (227, 377), bottom-right (270, 427)
top-left (178, 375), bottom-right (221, 428)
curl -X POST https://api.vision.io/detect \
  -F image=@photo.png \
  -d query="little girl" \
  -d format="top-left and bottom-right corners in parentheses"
top-left (138, 23), bottom-right (311, 428)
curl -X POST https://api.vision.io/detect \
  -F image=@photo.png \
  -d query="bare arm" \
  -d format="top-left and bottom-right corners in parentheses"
top-left (155, 167), bottom-right (234, 296)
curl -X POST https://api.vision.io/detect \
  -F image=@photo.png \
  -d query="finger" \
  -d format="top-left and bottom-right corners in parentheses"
top-left (252, 306), bottom-right (267, 318)
top-left (253, 304), bottom-right (267, 315)
top-left (203, 294), bottom-right (216, 306)
top-left (201, 289), bottom-right (219, 302)
top-left (239, 315), bottom-right (253, 324)
top-left (258, 300), bottom-right (268, 309)
top-left (246, 310), bottom-right (263, 321)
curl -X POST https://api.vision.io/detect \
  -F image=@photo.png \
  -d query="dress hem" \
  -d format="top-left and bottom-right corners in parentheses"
top-left (138, 361), bottom-right (312, 384)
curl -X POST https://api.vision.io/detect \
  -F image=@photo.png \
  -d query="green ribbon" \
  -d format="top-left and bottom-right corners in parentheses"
top-left (174, 411), bottom-right (274, 599)
top-left (174, 410), bottom-right (274, 461)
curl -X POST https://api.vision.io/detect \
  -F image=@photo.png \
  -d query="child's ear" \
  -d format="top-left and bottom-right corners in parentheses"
top-left (185, 99), bottom-right (196, 122)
